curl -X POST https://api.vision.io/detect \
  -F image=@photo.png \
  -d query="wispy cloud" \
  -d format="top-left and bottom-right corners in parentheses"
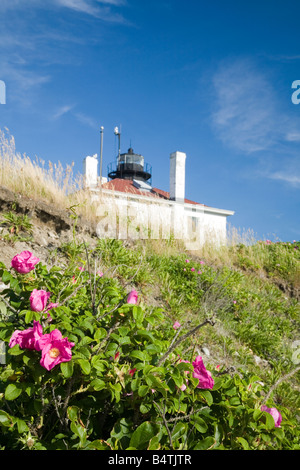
top-left (0, 0), bottom-right (128, 106)
top-left (0, 0), bottom-right (39, 11)
top-left (210, 58), bottom-right (286, 154)
top-left (53, 105), bottom-right (75, 120)
top-left (209, 57), bottom-right (300, 189)
top-left (74, 111), bottom-right (98, 129)
top-left (0, 0), bottom-right (127, 22)
top-left (285, 131), bottom-right (300, 142)
top-left (52, 104), bottom-right (98, 129)
top-left (0, 59), bottom-right (50, 106)
top-left (54, 0), bottom-right (127, 21)
top-left (267, 171), bottom-right (300, 187)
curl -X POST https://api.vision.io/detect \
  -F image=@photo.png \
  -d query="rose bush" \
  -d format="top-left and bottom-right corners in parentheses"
top-left (0, 247), bottom-right (299, 450)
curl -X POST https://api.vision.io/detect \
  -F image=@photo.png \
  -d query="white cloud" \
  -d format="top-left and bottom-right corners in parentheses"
top-left (0, 0), bottom-right (39, 11)
top-left (51, 105), bottom-right (98, 129)
top-left (53, 105), bottom-right (75, 120)
top-left (209, 57), bottom-right (300, 189)
top-left (285, 131), bottom-right (300, 142)
top-left (0, 59), bottom-right (50, 106)
top-left (267, 171), bottom-right (300, 187)
top-left (74, 112), bottom-right (98, 129)
top-left (211, 59), bottom-right (284, 153)
top-left (54, 0), bottom-right (127, 21)
top-left (0, 0), bottom-right (127, 22)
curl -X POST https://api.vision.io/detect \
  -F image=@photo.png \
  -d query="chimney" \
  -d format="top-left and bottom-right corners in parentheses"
top-left (84, 154), bottom-right (98, 189)
top-left (169, 151), bottom-right (186, 203)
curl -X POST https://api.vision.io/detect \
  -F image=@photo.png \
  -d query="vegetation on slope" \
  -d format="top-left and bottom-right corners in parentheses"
top-left (0, 128), bottom-right (299, 450)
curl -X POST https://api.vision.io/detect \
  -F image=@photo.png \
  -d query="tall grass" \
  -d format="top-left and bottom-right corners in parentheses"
top-left (0, 127), bottom-right (101, 222)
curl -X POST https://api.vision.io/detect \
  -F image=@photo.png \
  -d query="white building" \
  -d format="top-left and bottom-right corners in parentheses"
top-left (83, 146), bottom-right (234, 249)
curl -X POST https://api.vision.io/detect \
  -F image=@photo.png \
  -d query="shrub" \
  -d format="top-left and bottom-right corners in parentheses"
top-left (0, 249), bottom-right (299, 450)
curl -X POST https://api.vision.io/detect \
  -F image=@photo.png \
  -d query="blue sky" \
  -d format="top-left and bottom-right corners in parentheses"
top-left (1, 0), bottom-right (300, 242)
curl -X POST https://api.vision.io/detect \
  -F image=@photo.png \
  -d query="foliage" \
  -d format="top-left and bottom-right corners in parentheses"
top-left (0, 209), bottom-right (33, 245)
top-left (0, 240), bottom-right (299, 450)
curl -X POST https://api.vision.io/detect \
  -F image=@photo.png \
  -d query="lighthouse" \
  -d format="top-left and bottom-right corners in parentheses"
top-left (107, 127), bottom-right (152, 184)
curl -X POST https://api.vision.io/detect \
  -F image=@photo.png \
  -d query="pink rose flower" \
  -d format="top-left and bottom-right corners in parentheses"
top-left (46, 302), bottom-right (58, 311)
top-left (30, 289), bottom-right (52, 312)
top-left (185, 259), bottom-right (189, 263)
top-left (197, 270), bottom-right (202, 274)
top-left (173, 321), bottom-right (181, 329)
top-left (261, 405), bottom-right (282, 428)
top-left (39, 329), bottom-right (74, 371)
top-left (9, 321), bottom-right (43, 350)
top-left (192, 355), bottom-right (214, 390)
top-left (127, 290), bottom-right (138, 304)
top-left (11, 251), bottom-right (40, 274)
top-left (191, 267), bottom-right (195, 272)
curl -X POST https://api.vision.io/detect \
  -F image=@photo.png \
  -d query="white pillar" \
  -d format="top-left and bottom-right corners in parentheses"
top-left (83, 154), bottom-right (98, 189)
top-left (169, 151), bottom-right (186, 203)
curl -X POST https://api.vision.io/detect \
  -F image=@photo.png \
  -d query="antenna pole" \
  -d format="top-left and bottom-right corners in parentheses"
top-left (114, 126), bottom-right (121, 164)
top-left (100, 126), bottom-right (104, 191)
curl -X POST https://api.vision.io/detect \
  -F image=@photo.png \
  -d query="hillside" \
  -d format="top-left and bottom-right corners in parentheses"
top-left (0, 179), bottom-right (299, 450)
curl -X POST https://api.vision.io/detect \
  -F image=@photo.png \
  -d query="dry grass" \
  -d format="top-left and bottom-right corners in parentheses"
top-left (0, 127), bottom-right (102, 223)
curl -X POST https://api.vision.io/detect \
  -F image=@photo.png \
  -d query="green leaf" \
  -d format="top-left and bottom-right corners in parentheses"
top-left (0, 410), bottom-right (12, 427)
top-left (130, 421), bottom-right (159, 450)
top-left (274, 427), bottom-right (284, 440)
top-left (237, 437), bottom-right (250, 450)
top-left (8, 344), bottom-right (24, 356)
top-left (16, 418), bottom-right (29, 434)
top-left (138, 385), bottom-right (149, 397)
top-left (176, 362), bottom-right (193, 373)
top-left (194, 436), bottom-right (215, 450)
top-left (131, 378), bottom-right (140, 391)
top-left (192, 416), bottom-right (208, 433)
top-left (136, 329), bottom-right (155, 342)
top-left (25, 310), bottom-right (34, 324)
top-left (198, 390), bottom-right (213, 406)
top-left (90, 378), bottom-right (106, 391)
top-left (86, 440), bottom-right (112, 450)
top-left (253, 409), bottom-right (263, 421)
top-left (77, 359), bottom-right (91, 375)
top-left (60, 360), bottom-right (74, 378)
top-left (171, 422), bottom-right (187, 441)
top-left (264, 410), bottom-right (276, 430)
top-left (2, 270), bottom-right (12, 284)
top-left (67, 406), bottom-right (80, 422)
top-left (229, 396), bottom-right (240, 406)
top-left (5, 383), bottom-right (22, 401)
top-left (94, 328), bottom-right (107, 341)
top-left (131, 350), bottom-right (147, 362)
top-left (132, 306), bottom-right (144, 326)
top-left (70, 420), bottom-right (86, 443)
top-left (140, 403), bottom-right (152, 414)
top-left (147, 435), bottom-right (161, 450)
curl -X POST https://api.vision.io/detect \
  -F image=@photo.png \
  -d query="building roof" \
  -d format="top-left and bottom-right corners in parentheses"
top-left (101, 178), bottom-right (206, 206)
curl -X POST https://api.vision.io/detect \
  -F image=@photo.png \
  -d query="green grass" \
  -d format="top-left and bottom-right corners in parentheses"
top-left (92, 237), bottom-right (300, 417)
